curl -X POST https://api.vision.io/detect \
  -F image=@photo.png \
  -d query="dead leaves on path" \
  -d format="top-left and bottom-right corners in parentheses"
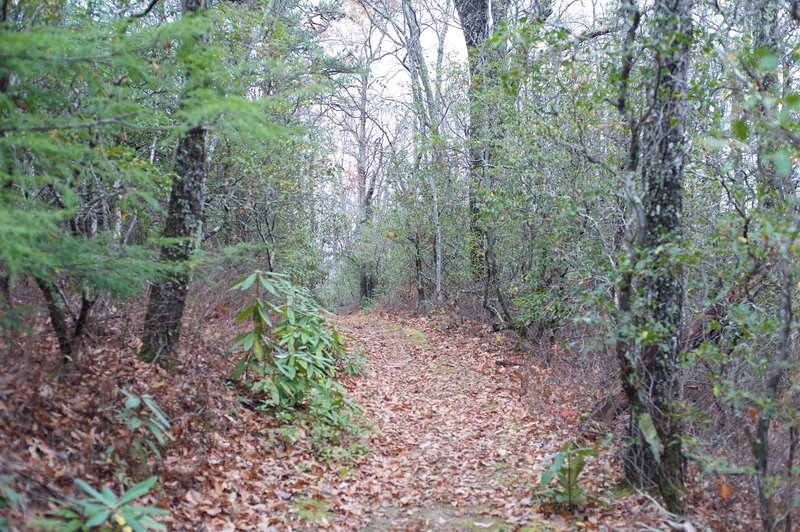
top-left (334, 311), bottom-right (664, 530)
top-left (1, 306), bottom-right (738, 530)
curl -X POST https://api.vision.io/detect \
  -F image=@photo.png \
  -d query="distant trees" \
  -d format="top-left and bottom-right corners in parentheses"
top-left (331, 0), bottom-right (799, 520)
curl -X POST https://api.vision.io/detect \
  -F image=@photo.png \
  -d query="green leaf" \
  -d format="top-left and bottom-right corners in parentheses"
top-left (236, 305), bottom-right (254, 322)
top-left (253, 332), bottom-right (265, 359)
top-left (101, 485), bottom-right (117, 505)
top-left (123, 391), bottom-right (141, 410)
top-left (255, 302), bottom-right (271, 325)
top-left (756, 48), bottom-right (779, 70)
top-left (74, 479), bottom-right (108, 504)
top-left (277, 361), bottom-right (296, 379)
top-left (773, 152), bottom-right (791, 177)
top-left (142, 396), bottom-right (171, 429)
top-left (139, 515), bottom-right (168, 529)
top-left (118, 476), bottom-right (158, 505)
top-left (120, 508), bottom-right (147, 532)
top-left (232, 356), bottom-right (248, 379)
top-left (540, 451), bottom-right (565, 486)
top-left (238, 331), bottom-right (255, 351)
top-left (259, 275), bottom-right (278, 295)
top-left (732, 119), bottom-right (748, 141)
top-left (270, 382), bottom-right (281, 405)
top-left (567, 454), bottom-right (586, 486)
top-left (85, 509), bottom-right (111, 527)
top-left (638, 413), bottom-right (661, 464)
top-left (233, 272), bottom-right (257, 291)
top-left (145, 419), bottom-right (166, 445)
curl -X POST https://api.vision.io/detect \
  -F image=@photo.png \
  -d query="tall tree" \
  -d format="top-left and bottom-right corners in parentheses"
top-left (453, 0), bottom-right (505, 277)
top-left (615, 0), bottom-right (693, 512)
top-left (401, 0), bottom-right (450, 304)
top-left (743, 1), bottom-right (797, 528)
top-left (332, 2), bottom-right (393, 304)
top-left (454, 0), bottom-right (551, 320)
top-left (139, 0), bottom-right (210, 368)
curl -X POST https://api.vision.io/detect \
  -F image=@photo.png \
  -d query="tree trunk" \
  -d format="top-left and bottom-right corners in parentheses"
top-left (616, 0), bottom-right (692, 513)
top-left (35, 278), bottom-right (73, 359)
top-left (746, 2), bottom-right (793, 529)
top-left (454, 0), bottom-right (549, 315)
top-left (353, 58), bottom-right (378, 304)
top-left (432, 184), bottom-right (443, 304)
top-left (454, 0), bottom-right (498, 275)
top-left (403, 0), bottom-right (445, 306)
top-left (139, 0), bottom-right (209, 369)
top-left (140, 125), bottom-right (208, 368)
top-left (413, 233), bottom-right (426, 304)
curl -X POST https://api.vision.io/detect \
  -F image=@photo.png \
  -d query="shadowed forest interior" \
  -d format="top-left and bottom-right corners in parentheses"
top-left (1, 0), bottom-right (800, 529)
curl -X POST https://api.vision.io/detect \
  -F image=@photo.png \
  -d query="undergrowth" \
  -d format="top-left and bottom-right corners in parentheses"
top-left (229, 270), bottom-right (369, 464)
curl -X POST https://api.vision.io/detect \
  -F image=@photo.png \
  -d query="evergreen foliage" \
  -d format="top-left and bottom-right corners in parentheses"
top-left (3, 0), bottom-right (800, 526)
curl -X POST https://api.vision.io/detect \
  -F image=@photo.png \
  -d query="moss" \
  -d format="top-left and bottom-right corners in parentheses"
top-left (609, 482), bottom-right (636, 498)
top-left (392, 325), bottom-right (428, 346)
top-left (374, 319), bottom-right (429, 346)
top-left (294, 497), bottom-right (330, 521)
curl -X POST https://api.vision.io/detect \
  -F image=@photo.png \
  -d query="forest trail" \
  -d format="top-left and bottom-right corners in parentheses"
top-left (326, 311), bottom-right (663, 531)
top-left (336, 312), bottom-right (554, 530)
top-left (0, 308), bottom-right (665, 531)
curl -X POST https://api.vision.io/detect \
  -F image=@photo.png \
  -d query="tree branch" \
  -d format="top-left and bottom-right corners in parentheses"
top-left (127, 0), bottom-right (161, 18)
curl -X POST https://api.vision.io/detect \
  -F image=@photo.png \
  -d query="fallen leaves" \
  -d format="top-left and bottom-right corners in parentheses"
top-left (0, 303), bottom-right (759, 530)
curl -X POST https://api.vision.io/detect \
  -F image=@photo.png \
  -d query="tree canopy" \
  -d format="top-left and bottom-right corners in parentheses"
top-left (1, 0), bottom-right (800, 529)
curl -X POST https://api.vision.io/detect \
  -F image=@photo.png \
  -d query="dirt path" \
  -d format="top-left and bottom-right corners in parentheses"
top-left (0, 309), bottom-right (727, 530)
top-left (335, 312), bottom-right (565, 531)
top-left (135, 309), bottom-right (664, 530)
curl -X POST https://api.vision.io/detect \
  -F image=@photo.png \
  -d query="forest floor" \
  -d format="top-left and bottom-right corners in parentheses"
top-left (329, 312), bottom-right (665, 531)
top-left (0, 300), bottom-right (754, 530)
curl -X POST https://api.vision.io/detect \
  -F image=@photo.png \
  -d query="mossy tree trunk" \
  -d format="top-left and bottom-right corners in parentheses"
top-left (453, 0), bottom-right (502, 279)
top-left (454, 0), bottom-right (550, 317)
top-left (616, 0), bottom-right (693, 513)
top-left (139, 0), bottom-right (209, 369)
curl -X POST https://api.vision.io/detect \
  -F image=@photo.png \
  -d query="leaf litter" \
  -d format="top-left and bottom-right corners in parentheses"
top-left (0, 303), bottom-right (753, 530)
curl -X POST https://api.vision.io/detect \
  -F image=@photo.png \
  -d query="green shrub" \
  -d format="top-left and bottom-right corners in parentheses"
top-left (39, 476), bottom-right (168, 531)
top-left (114, 391), bottom-right (174, 475)
top-left (230, 270), bottom-right (347, 410)
top-left (534, 442), bottom-right (599, 508)
top-left (339, 346), bottom-right (369, 377)
top-left (229, 271), bottom-right (369, 462)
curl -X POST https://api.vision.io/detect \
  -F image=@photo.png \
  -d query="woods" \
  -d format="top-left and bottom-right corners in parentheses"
top-left (1, 0), bottom-right (800, 529)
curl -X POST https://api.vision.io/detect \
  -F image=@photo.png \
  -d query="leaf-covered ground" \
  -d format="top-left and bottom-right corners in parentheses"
top-left (1, 303), bottom-right (756, 530)
top-left (331, 312), bottom-right (664, 531)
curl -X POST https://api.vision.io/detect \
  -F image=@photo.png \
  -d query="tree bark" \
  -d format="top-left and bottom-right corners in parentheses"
top-left (402, 1), bottom-right (444, 305)
top-left (454, 0), bottom-right (500, 275)
top-left (413, 233), bottom-right (426, 304)
top-left (355, 65), bottom-right (377, 303)
top-left (454, 0), bottom-right (549, 315)
top-left (745, 2), bottom-right (794, 529)
top-left (35, 278), bottom-right (73, 359)
top-left (139, 0), bottom-right (209, 369)
top-left (140, 124), bottom-right (208, 368)
top-left (616, 0), bottom-right (692, 513)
